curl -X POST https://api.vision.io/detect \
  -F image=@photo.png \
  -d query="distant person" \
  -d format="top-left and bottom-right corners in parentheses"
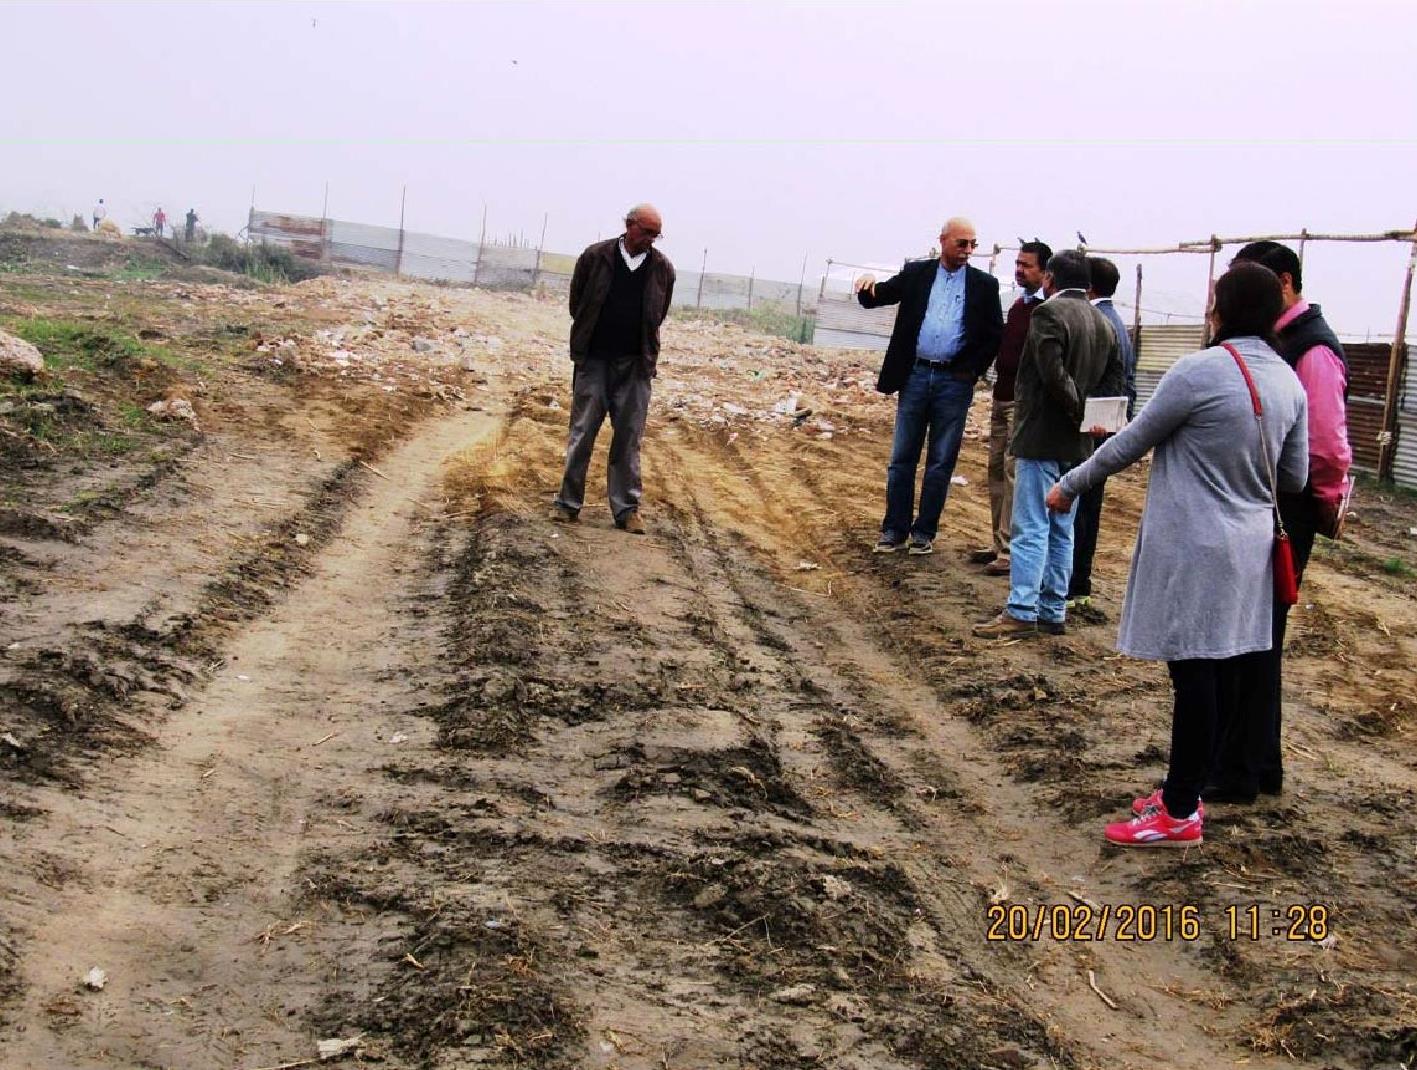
top-left (92, 198), bottom-right (106, 231)
top-left (1208, 241), bottom-right (1351, 803)
top-left (1067, 256), bottom-right (1137, 610)
top-left (971, 239), bottom-right (1051, 575)
top-left (1045, 263), bottom-right (1308, 846)
top-left (974, 249), bottom-right (1122, 638)
top-left (152, 207), bottom-right (167, 238)
top-left (185, 208), bottom-right (199, 243)
top-left (551, 204), bottom-right (675, 535)
top-left (855, 217), bottom-right (1003, 555)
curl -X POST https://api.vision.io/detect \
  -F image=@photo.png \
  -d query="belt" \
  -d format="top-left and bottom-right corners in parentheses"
top-left (915, 357), bottom-right (954, 369)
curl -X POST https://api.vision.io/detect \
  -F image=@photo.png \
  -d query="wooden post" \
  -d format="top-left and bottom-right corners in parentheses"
top-left (796, 253), bottom-right (808, 316)
top-left (987, 242), bottom-right (1001, 276)
top-left (1298, 227), bottom-right (1309, 269)
top-left (395, 185), bottom-right (407, 277)
top-left (321, 182), bottom-right (331, 263)
top-left (1132, 261), bottom-right (1144, 348)
top-left (747, 268), bottom-right (755, 311)
top-left (696, 248), bottom-right (707, 308)
top-left (532, 211), bottom-right (548, 287)
top-left (472, 204), bottom-right (487, 287)
top-left (820, 258), bottom-right (832, 300)
top-left (1377, 220), bottom-right (1417, 481)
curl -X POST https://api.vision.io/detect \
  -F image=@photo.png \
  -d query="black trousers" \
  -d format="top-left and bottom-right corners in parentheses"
top-left (1068, 476), bottom-right (1107, 599)
top-left (1210, 492), bottom-right (1320, 794)
top-left (1163, 652), bottom-right (1267, 818)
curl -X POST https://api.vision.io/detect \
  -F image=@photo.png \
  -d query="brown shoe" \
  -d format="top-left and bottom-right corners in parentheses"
top-left (972, 612), bottom-right (1037, 639)
top-left (616, 511), bottom-right (647, 535)
top-left (968, 548), bottom-right (997, 564)
top-left (549, 503), bottom-right (578, 523)
top-left (983, 556), bottom-right (1011, 576)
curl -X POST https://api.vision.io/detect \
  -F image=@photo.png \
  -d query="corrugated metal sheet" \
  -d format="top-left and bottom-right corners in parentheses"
top-left (1394, 343), bottom-right (1417, 489)
top-left (814, 328), bottom-right (889, 353)
top-left (1135, 323), bottom-right (1206, 374)
top-left (1132, 324), bottom-right (1205, 409)
top-left (813, 294), bottom-right (896, 350)
top-left (1347, 399), bottom-right (1384, 472)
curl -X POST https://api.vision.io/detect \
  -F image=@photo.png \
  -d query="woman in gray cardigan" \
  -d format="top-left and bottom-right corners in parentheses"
top-left (1045, 263), bottom-right (1308, 847)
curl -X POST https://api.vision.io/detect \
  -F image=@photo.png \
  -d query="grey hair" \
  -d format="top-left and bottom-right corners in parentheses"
top-left (625, 203), bottom-right (660, 225)
top-left (940, 216), bottom-right (975, 235)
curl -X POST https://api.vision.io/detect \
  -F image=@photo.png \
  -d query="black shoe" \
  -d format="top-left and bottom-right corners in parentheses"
top-left (1039, 620), bottom-right (1066, 636)
top-left (1202, 783), bottom-right (1258, 805)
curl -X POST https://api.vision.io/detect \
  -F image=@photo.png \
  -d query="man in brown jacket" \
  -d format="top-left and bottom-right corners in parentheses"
top-left (552, 204), bottom-right (675, 534)
top-left (974, 249), bottom-right (1124, 638)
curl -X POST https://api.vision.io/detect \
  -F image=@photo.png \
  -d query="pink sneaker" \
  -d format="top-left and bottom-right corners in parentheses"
top-left (1105, 799), bottom-right (1203, 848)
top-left (1132, 788), bottom-right (1204, 818)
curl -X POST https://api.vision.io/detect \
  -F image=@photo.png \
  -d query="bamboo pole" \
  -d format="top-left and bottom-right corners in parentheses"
top-left (472, 204), bottom-right (486, 287)
top-left (1377, 220), bottom-right (1417, 481)
top-left (987, 242), bottom-right (1001, 276)
top-left (1204, 235), bottom-right (1220, 323)
top-left (395, 185), bottom-right (407, 277)
top-left (1178, 229), bottom-right (1415, 249)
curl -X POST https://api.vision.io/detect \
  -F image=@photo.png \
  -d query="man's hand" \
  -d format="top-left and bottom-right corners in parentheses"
top-left (1315, 493), bottom-right (1345, 539)
top-left (854, 274), bottom-right (877, 298)
top-left (1045, 483), bottom-right (1074, 514)
top-left (1087, 425), bottom-right (1109, 438)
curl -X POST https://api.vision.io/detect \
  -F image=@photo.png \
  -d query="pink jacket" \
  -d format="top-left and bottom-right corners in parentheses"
top-left (1277, 301), bottom-right (1350, 505)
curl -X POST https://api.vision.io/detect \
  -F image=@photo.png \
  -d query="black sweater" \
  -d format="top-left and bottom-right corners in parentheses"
top-left (587, 249), bottom-right (649, 358)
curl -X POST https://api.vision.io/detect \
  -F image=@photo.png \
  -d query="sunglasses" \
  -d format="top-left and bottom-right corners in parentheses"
top-left (953, 238), bottom-right (979, 250)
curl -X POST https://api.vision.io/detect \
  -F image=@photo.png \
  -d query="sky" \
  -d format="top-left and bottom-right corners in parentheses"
top-left (3, 0), bottom-right (1416, 335)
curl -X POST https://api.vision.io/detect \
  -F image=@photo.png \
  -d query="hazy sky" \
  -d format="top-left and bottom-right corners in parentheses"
top-left (4, 0), bottom-right (1416, 334)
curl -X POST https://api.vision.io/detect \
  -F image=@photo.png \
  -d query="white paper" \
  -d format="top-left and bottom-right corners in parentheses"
top-left (1081, 397), bottom-right (1129, 435)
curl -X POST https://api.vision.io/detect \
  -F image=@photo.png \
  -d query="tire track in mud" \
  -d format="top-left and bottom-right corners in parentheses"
top-left (650, 431), bottom-right (1315, 1070)
top-left (0, 409), bottom-right (500, 1069)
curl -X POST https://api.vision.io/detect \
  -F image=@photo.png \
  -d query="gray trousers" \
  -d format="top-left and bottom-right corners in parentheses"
top-left (555, 356), bottom-right (652, 519)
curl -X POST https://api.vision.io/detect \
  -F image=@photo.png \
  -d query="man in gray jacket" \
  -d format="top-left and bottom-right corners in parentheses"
top-left (552, 204), bottom-right (675, 534)
top-left (975, 249), bottom-right (1124, 638)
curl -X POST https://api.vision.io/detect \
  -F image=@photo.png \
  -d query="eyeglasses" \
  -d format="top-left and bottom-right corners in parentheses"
top-left (953, 238), bottom-right (979, 250)
top-left (631, 221), bottom-right (662, 239)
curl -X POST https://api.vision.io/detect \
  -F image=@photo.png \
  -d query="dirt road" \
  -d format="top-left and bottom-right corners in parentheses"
top-left (2, 248), bottom-right (1414, 1068)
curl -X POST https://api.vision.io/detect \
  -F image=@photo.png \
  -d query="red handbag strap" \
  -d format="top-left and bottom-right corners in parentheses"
top-left (1221, 342), bottom-right (1262, 417)
top-left (1221, 342), bottom-right (1286, 537)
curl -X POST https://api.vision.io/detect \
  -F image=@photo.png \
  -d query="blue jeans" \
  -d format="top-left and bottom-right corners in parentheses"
top-left (1007, 458), bottom-right (1078, 623)
top-left (882, 363), bottom-right (973, 541)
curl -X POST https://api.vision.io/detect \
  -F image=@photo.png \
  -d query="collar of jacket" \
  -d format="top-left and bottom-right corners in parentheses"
top-left (598, 236), bottom-right (660, 268)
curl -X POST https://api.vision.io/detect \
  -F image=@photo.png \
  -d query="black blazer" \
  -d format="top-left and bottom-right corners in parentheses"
top-left (858, 258), bottom-right (1004, 394)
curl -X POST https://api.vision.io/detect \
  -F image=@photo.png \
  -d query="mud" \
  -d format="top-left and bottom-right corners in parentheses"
top-left (2, 248), bottom-right (1415, 1069)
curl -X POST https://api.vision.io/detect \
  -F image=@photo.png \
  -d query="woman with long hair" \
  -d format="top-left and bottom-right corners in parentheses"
top-left (1045, 262), bottom-right (1309, 847)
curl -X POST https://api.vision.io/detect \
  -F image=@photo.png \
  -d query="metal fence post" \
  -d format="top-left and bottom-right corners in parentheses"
top-left (696, 248), bottom-right (707, 308)
top-left (396, 186), bottom-right (407, 277)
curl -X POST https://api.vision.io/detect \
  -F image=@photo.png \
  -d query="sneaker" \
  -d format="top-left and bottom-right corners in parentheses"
top-left (1066, 595), bottom-right (1092, 610)
top-left (549, 503), bottom-right (578, 523)
top-left (907, 536), bottom-right (934, 556)
top-left (615, 511), bottom-right (647, 535)
top-left (1132, 788), bottom-right (1205, 818)
top-left (1105, 799), bottom-right (1203, 848)
top-left (1038, 620), bottom-right (1066, 636)
top-left (983, 556), bottom-right (1011, 576)
top-left (873, 535), bottom-right (906, 554)
top-left (968, 548), bottom-right (998, 564)
top-left (972, 612), bottom-right (1037, 639)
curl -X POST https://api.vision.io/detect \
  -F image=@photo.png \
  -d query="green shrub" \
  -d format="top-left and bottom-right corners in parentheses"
top-left (198, 234), bottom-right (319, 283)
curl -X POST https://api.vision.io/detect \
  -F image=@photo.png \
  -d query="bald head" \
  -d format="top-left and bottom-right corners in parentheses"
top-left (623, 203), bottom-right (663, 255)
top-left (939, 217), bottom-right (978, 270)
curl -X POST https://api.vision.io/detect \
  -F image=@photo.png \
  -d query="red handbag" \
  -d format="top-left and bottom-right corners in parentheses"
top-left (1222, 343), bottom-right (1300, 606)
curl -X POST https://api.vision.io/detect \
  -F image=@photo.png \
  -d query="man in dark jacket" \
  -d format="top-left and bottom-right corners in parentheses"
top-left (855, 217), bottom-right (1003, 555)
top-left (971, 239), bottom-right (1051, 576)
top-left (552, 204), bottom-right (675, 534)
top-left (1209, 240), bottom-right (1351, 802)
top-left (1067, 256), bottom-right (1136, 607)
top-left (975, 249), bottom-right (1124, 638)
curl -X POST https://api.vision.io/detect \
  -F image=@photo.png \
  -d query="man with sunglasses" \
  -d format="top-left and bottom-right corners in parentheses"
top-left (553, 204), bottom-right (675, 534)
top-left (856, 217), bottom-right (1004, 555)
